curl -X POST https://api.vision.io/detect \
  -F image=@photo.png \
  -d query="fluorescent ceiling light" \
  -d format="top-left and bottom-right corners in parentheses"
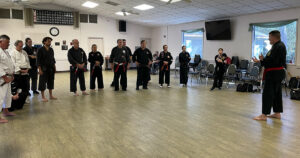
top-left (134, 4), bottom-right (154, 11)
top-left (160, 0), bottom-right (182, 3)
top-left (82, 1), bottom-right (99, 8)
top-left (115, 12), bottom-right (131, 16)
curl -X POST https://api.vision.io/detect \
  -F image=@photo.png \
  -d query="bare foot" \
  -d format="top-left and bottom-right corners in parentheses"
top-left (3, 112), bottom-right (16, 117)
top-left (41, 98), bottom-right (48, 102)
top-left (253, 115), bottom-right (267, 121)
top-left (82, 91), bottom-right (89, 95)
top-left (50, 96), bottom-right (57, 100)
top-left (268, 113), bottom-right (281, 119)
top-left (0, 118), bottom-right (8, 123)
top-left (74, 92), bottom-right (79, 96)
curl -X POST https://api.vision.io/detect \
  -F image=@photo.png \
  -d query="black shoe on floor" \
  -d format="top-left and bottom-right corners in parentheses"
top-left (210, 87), bottom-right (215, 91)
top-left (218, 87), bottom-right (221, 90)
top-left (122, 89), bottom-right (127, 91)
top-left (143, 87), bottom-right (148, 90)
top-left (136, 87), bottom-right (139, 90)
top-left (33, 91), bottom-right (40, 94)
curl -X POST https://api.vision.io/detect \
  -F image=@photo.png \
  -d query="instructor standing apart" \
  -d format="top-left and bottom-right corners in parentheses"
top-left (252, 30), bottom-right (286, 121)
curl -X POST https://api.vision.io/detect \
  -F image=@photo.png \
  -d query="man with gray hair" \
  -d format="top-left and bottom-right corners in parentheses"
top-left (9, 40), bottom-right (31, 111)
top-left (0, 35), bottom-right (15, 123)
top-left (68, 39), bottom-right (88, 96)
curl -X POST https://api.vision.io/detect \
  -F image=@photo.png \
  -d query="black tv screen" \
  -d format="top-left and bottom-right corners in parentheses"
top-left (205, 20), bottom-right (231, 40)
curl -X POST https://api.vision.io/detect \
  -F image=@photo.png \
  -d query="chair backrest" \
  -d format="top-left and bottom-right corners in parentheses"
top-left (231, 56), bottom-right (239, 67)
top-left (249, 66), bottom-right (260, 77)
top-left (240, 60), bottom-right (249, 69)
top-left (207, 64), bottom-right (215, 73)
top-left (175, 56), bottom-right (180, 68)
top-left (200, 60), bottom-right (208, 68)
top-left (227, 64), bottom-right (236, 75)
top-left (194, 55), bottom-right (201, 64)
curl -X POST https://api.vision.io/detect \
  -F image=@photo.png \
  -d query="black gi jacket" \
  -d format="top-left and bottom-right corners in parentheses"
top-left (23, 45), bottom-right (36, 68)
top-left (88, 51), bottom-right (104, 68)
top-left (261, 40), bottom-right (286, 81)
top-left (109, 46), bottom-right (131, 64)
top-left (37, 46), bottom-right (56, 71)
top-left (157, 51), bottom-right (173, 68)
top-left (124, 46), bottom-right (132, 56)
top-left (132, 48), bottom-right (153, 66)
top-left (179, 51), bottom-right (191, 67)
top-left (68, 47), bottom-right (87, 67)
top-left (215, 54), bottom-right (227, 73)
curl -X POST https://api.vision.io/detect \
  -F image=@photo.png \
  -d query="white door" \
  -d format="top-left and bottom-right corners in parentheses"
top-left (87, 37), bottom-right (105, 69)
top-left (88, 37), bottom-right (104, 54)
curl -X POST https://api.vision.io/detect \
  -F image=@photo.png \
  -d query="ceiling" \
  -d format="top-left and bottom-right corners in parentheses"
top-left (1, 0), bottom-right (300, 26)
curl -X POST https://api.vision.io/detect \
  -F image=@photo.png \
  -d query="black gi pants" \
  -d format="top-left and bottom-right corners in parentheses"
top-left (38, 69), bottom-right (55, 91)
top-left (28, 67), bottom-right (38, 92)
top-left (90, 66), bottom-right (104, 90)
top-left (159, 65), bottom-right (170, 85)
top-left (113, 64), bottom-right (127, 91)
top-left (137, 66), bottom-right (150, 89)
top-left (180, 65), bottom-right (189, 84)
top-left (262, 71), bottom-right (284, 115)
top-left (213, 69), bottom-right (225, 88)
top-left (10, 75), bottom-right (29, 111)
top-left (70, 66), bottom-right (86, 92)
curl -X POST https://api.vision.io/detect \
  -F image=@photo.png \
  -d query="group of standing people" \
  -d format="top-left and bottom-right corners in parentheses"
top-left (0, 35), bottom-right (57, 123)
top-left (0, 30), bottom-right (286, 123)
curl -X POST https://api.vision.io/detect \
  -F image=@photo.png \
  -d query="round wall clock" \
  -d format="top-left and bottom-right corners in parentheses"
top-left (50, 27), bottom-right (59, 36)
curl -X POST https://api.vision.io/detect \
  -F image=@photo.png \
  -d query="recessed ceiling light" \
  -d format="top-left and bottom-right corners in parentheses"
top-left (82, 1), bottom-right (99, 8)
top-left (115, 12), bottom-right (131, 16)
top-left (160, 0), bottom-right (182, 3)
top-left (134, 4), bottom-right (154, 11)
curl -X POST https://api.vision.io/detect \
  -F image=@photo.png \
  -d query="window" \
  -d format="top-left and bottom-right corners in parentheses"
top-left (33, 9), bottom-right (74, 25)
top-left (182, 29), bottom-right (204, 58)
top-left (252, 21), bottom-right (297, 64)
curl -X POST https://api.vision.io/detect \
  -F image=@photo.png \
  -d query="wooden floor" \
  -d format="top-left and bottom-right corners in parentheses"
top-left (0, 70), bottom-right (299, 158)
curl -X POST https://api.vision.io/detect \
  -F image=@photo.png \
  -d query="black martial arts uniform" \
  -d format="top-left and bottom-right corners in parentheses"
top-left (179, 51), bottom-right (191, 85)
top-left (9, 74), bottom-right (28, 111)
top-left (157, 51), bottom-right (173, 85)
top-left (23, 45), bottom-right (38, 93)
top-left (212, 54), bottom-right (227, 89)
top-left (37, 46), bottom-right (56, 91)
top-left (109, 46), bottom-right (131, 91)
top-left (261, 40), bottom-right (286, 115)
top-left (88, 51), bottom-right (104, 90)
top-left (68, 47), bottom-right (87, 93)
top-left (132, 48), bottom-right (153, 90)
top-left (110, 46), bottom-right (132, 87)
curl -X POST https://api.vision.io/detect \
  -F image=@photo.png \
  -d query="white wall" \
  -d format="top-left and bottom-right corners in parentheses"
top-left (151, 7), bottom-right (300, 76)
top-left (0, 16), bottom-right (152, 71)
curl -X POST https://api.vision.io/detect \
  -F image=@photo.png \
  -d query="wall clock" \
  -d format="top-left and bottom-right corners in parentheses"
top-left (50, 27), bottom-right (59, 37)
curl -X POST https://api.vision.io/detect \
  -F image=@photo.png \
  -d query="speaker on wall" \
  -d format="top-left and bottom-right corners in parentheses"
top-left (119, 20), bottom-right (126, 32)
top-left (24, 8), bottom-right (33, 26)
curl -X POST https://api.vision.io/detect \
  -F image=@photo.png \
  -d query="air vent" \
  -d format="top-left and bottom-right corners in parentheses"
top-left (105, 1), bottom-right (120, 6)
